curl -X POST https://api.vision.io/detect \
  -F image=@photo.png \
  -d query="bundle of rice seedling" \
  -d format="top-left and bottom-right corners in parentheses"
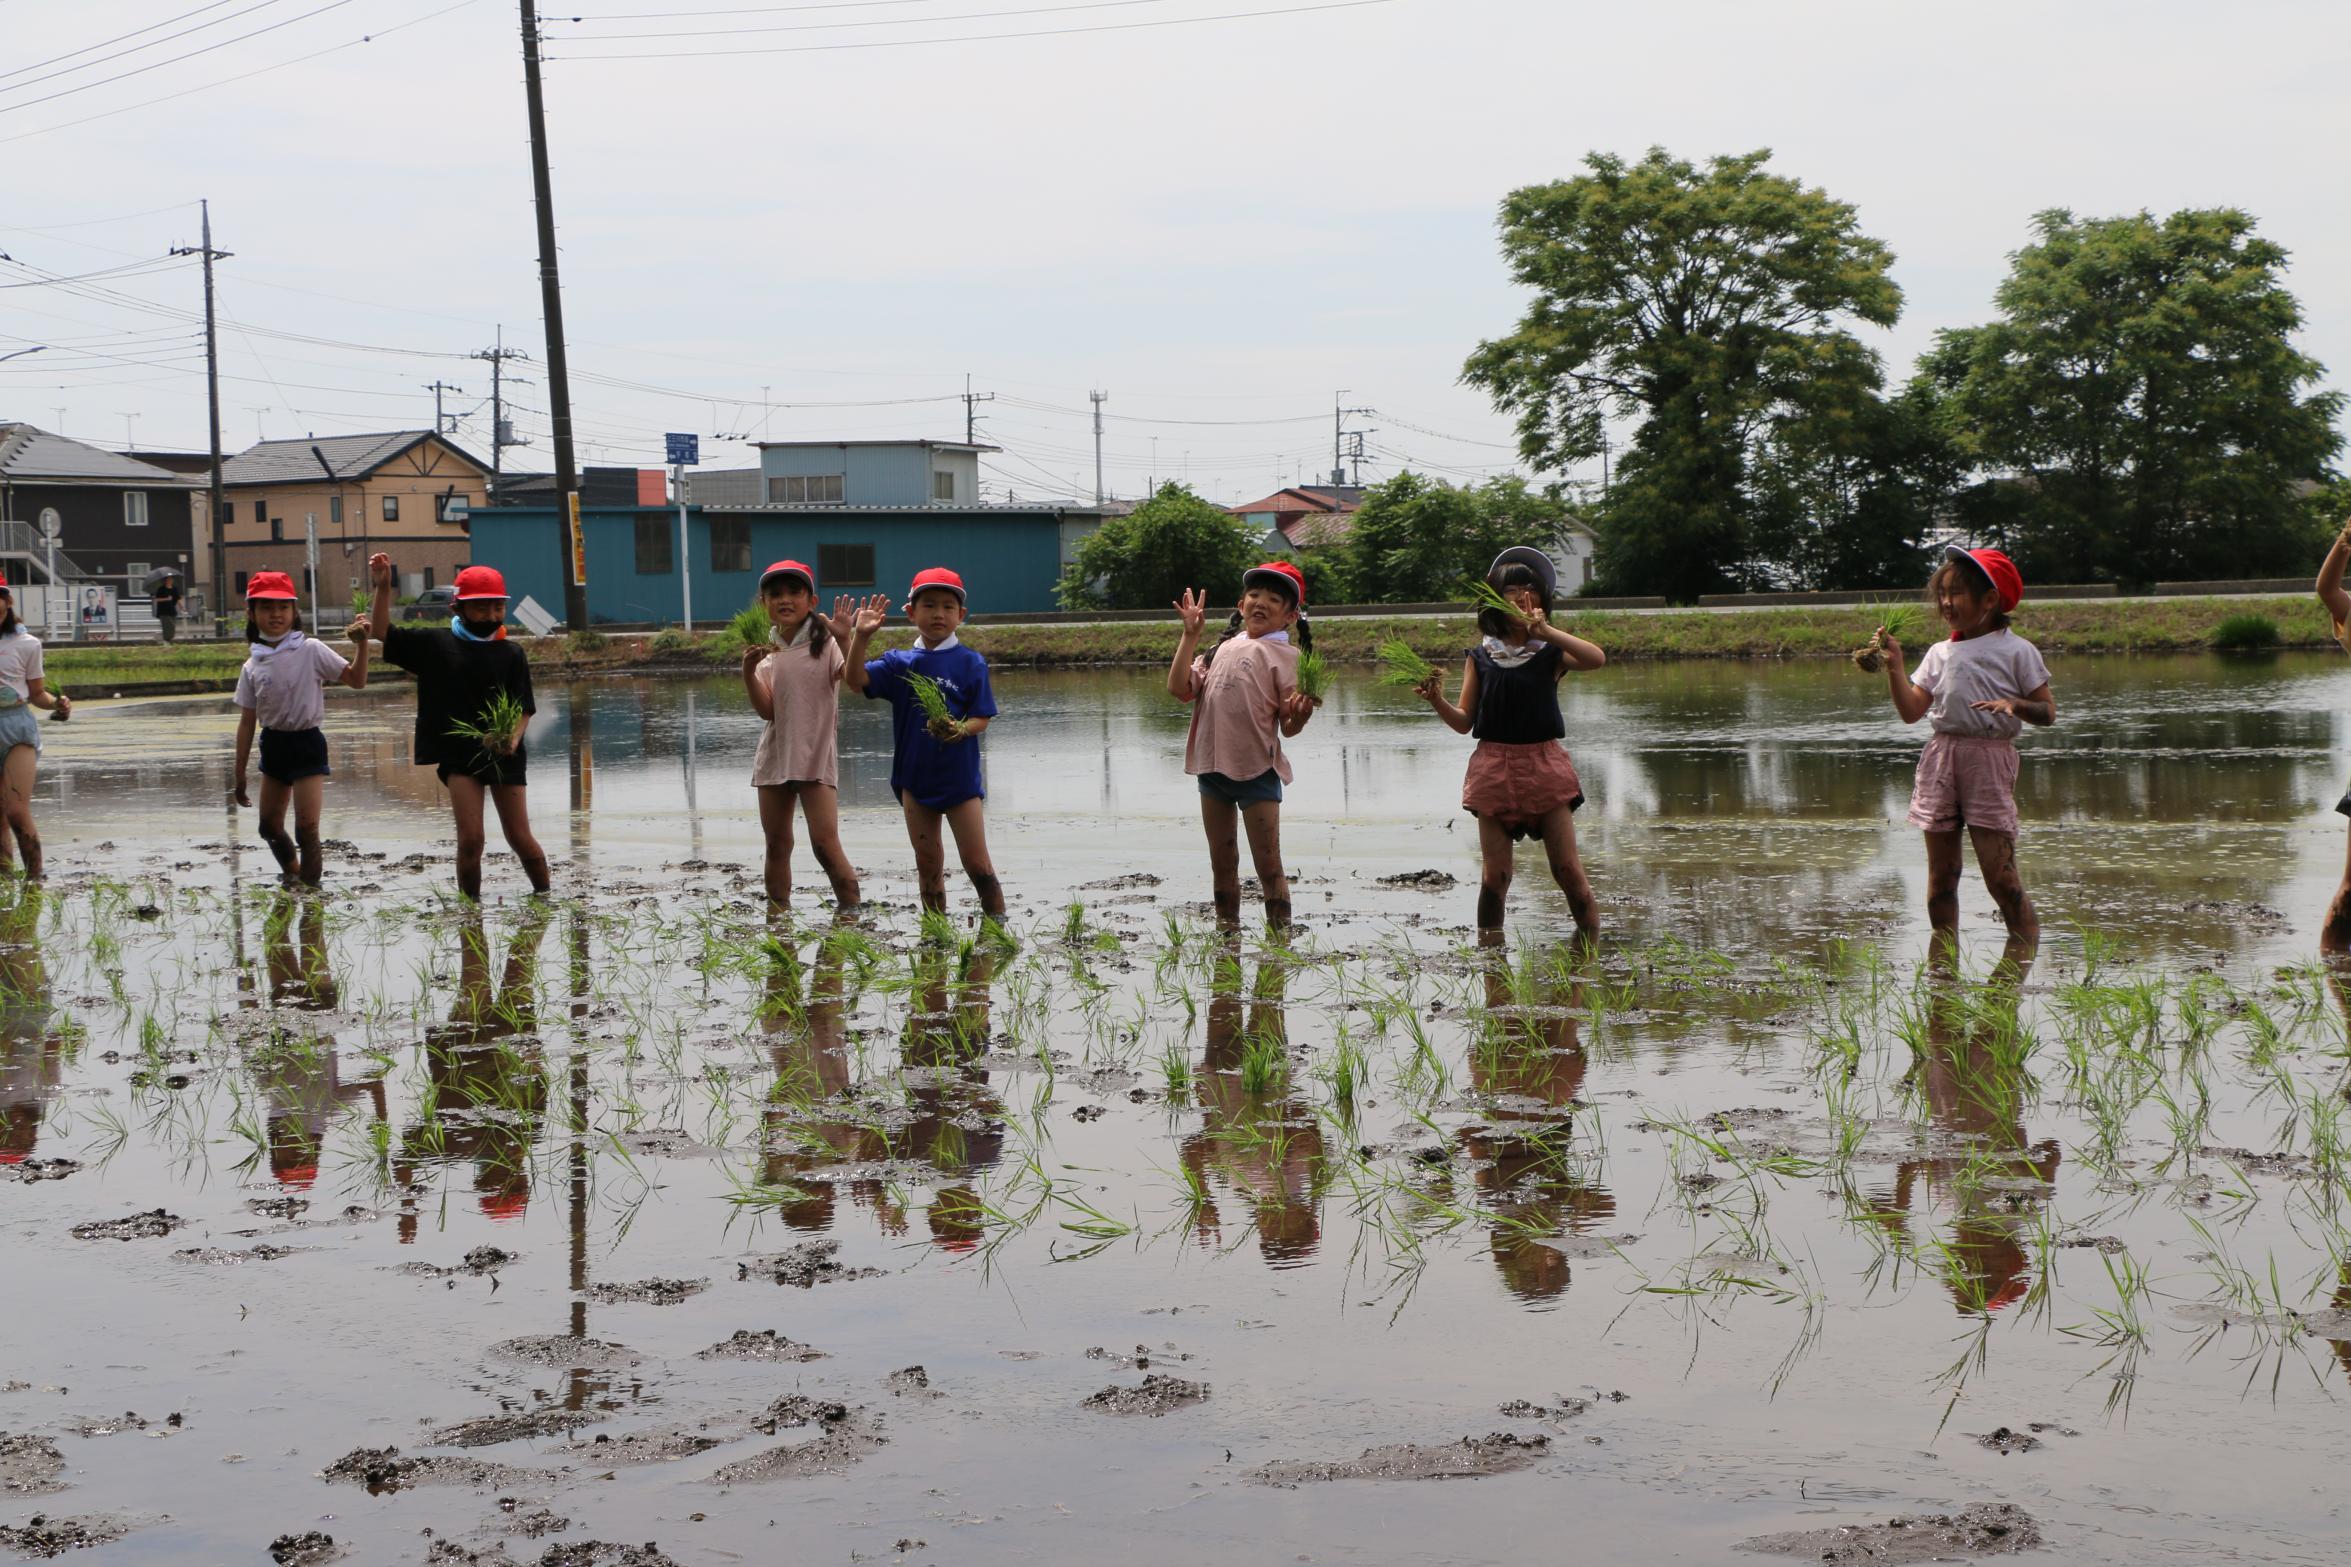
top-left (1373, 640), bottom-right (1437, 689)
top-left (730, 603), bottom-right (773, 648)
top-left (906, 671), bottom-right (961, 740)
top-left (1465, 578), bottom-right (1533, 625)
top-left (1850, 603), bottom-right (1923, 674)
top-left (447, 690), bottom-right (530, 780)
top-left (1294, 649), bottom-right (1330, 705)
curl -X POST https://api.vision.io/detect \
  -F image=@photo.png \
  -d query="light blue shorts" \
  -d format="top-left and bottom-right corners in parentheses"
top-left (0, 703), bottom-right (39, 757)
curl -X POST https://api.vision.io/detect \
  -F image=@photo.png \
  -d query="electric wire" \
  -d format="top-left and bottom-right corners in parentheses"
top-left (546, 0), bottom-right (1394, 58)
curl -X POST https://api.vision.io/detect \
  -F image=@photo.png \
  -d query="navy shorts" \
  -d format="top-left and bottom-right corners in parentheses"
top-left (1196, 768), bottom-right (1284, 806)
top-left (259, 727), bottom-right (330, 785)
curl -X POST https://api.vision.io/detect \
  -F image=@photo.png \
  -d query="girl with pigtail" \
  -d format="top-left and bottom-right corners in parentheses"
top-left (1168, 562), bottom-right (1317, 928)
top-left (739, 558), bottom-right (867, 912)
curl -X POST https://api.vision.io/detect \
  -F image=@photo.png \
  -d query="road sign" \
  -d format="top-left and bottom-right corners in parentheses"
top-left (665, 432), bottom-right (699, 466)
top-left (38, 507), bottom-right (60, 539)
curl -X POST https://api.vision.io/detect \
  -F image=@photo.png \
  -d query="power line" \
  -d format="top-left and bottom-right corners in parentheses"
top-left (545, 0), bottom-right (1181, 41)
top-left (0, 0), bottom-right (366, 117)
top-left (559, 0), bottom-right (958, 17)
top-left (546, 0), bottom-right (1395, 58)
top-left (0, 1), bottom-right (304, 98)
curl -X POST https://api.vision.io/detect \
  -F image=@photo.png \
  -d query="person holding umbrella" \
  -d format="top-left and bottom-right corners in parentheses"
top-left (145, 568), bottom-right (183, 644)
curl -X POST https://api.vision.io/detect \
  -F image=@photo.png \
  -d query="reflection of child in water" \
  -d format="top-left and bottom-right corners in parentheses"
top-left (0, 885), bottom-right (58, 1168)
top-left (253, 896), bottom-right (386, 1189)
top-left (1179, 943), bottom-right (1329, 1262)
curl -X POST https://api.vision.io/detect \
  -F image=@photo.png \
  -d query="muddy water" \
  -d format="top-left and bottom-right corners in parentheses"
top-left (4, 654), bottom-right (2351, 1563)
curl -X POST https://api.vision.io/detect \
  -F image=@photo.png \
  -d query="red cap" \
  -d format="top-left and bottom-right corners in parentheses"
top-left (275, 1162), bottom-right (318, 1191)
top-left (480, 1188), bottom-right (530, 1220)
top-left (759, 559), bottom-right (814, 593)
top-left (245, 570), bottom-right (298, 602)
top-left (1943, 547), bottom-right (2022, 614)
top-left (453, 565), bottom-right (508, 601)
top-left (1242, 560), bottom-right (1307, 611)
top-left (0, 1149), bottom-right (25, 1165)
top-left (904, 567), bottom-right (966, 607)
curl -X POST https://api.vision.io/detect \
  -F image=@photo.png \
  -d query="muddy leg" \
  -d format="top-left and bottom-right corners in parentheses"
top-left (1200, 794), bottom-right (1242, 926)
top-left (796, 783), bottom-right (859, 908)
top-left (1536, 805), bottom-right (1601, 938)
top-left (1474, 816), bottom-right (1514, 930)
top-left (1922, 829), bottom-right (1963, 976)
top-left (489, 783), bottom-right (552, 894)
top-left (446, 775), bottom-right (490, 900)
top-left (757, 784), bottom-right (796, 908)
top-left (901, 797), bottom-right (949, 913)
top-left (2324, 822), bottom-right (2351, 955)
top-left (941, 798), bottom-right (1003, 918)
top-left (256, 775), bottom-right (299, 880)
top-left (290, 775), bottom-right (327, 886)
top-left (1240, 800), bottom-right (1289, 929)
top-left (0, 745), bottom-right (37, 881)
top-left (1968, 825), bottom-right (2038, 977)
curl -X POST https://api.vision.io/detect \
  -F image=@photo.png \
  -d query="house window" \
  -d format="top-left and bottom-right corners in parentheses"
top-left (767, 474), bottom-right (844, 505)
top-left (126, 561), bottom-right (149, 584)
top-left (270, 515), bottom-right (283, 542)
top-left (124, 492), bottom-right (150, 528)
top-left (233, 570), bottom-right (249, 596)
top-left (329, 495), bottom-right (342, 526)
top-left (252, 500), bottom-right (267, 525)
top-left (709, 517), bottom-right (751, 574)
top-left (421, 566), bottom-right (435, 590)
top-left (932, 471), bottom-right (956, 503)
top-left (382, 495), bottom-right (400, 523)
top-left (634, 516), bottom-right (674, 575)
top-left (817, 543), bottom-right (874, 587)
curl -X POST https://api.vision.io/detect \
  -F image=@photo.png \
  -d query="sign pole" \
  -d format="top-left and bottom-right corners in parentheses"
top-left (41, 515), bottom-right (59, 639)
top-left (664, 433), bottom-right (699, 631)
top-left (304, 514), bottom-right (321, 629)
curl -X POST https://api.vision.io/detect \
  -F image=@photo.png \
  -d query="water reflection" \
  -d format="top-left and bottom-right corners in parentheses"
top-left (1180, 943), bottom-right (1328, 1264)
top-left (0, 886), bottom-right (60, 1166)
top-left (250, 895), bottom-right (386, 1188)
top-left (396, 904), bottom-right (552, 1236)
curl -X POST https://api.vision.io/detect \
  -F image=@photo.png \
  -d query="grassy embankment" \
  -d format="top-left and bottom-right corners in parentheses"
top-left (40, 594), bottom-right (2333, 694)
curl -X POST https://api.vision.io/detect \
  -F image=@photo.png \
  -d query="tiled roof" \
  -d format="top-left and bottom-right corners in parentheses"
top-left (220, 430), bottom-right (487, 486)
top-left (0, 424), bottom-right (201, 485)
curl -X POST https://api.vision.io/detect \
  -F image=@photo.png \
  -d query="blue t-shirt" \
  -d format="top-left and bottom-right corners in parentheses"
top-left (863, 641), bottom-right (998, 809)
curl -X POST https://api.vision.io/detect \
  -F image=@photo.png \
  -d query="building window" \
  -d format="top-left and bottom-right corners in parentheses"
top-left (270, 515), bottom-right (283, 542)
top-left (932, 470), bottom-right (956, 503)
top-left (233, 570), bottom-right (249, 596)
top-left (253, 500), bottom-right (267, 525)
top-left (817, 543), bottom-right (874, 587)
top-left (767, 474), bottom-right (844, 505)
top-left (126, 561), bottom-right (149, 584)
top-left (710, 517), bottom-right (752, 574)
top-left (123, 492), bottom-right (150, 528)
top-left (635, 516), bottom-right (674, 575)
top-left (382, 495), bottom-right (400, 523)
top-left (329, 495), bottom-right (342, 526)
top-left (422, 566), bottom-right (435, 590)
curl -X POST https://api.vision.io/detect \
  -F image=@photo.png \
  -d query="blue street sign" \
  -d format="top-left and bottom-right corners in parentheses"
top-left (664, 432), bottom-right (699, 466)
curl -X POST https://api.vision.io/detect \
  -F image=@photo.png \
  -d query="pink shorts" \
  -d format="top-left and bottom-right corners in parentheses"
top-left (1906, 733), bottom-right (2020, 836)
top-left (1462, 740), bottom-right (1584, 841)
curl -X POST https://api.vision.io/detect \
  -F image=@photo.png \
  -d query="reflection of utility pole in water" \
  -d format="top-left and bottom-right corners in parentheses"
top-left (564, 896), bottom-right (592, 1410)
top-left (226, 794), bottom-right (252, 999)
top-left (683, 687), bottom-right (702, 862)
top-left (566, 681), bottom-right (594, 859)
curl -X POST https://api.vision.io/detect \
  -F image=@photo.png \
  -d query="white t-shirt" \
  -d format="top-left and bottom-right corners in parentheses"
top-left (1911, 628), bottom-right (2050, 740)
top-left (234, 631), bottom-right (349, 732)
top-left (0, 630), bottom-right (42, 707)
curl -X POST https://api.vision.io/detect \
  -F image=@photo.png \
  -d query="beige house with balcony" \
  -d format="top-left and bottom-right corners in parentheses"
top-left (219, 431), bottom-right (488, 603)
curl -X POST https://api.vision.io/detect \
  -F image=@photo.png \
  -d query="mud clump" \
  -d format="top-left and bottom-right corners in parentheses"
top-left (432, 1409), bottom-right (606, 1448)
top-left (320, 1445), bottom-right (535, 1494)
top-left (172, 1244), bottom-right (314, 1265)
top-left (1972, 1426), bottom-right (2043, 1455)
top-left (1078, 873), bottom-right (1162, 891)
top-left (1739, 1503), bottom-right (2044, 1562)
top-left (1252, 1433), bottom-right (1547, 1486)
top-left (489, 1336), bottom-right (638, 1370)
top-left (536, 1545), bottom-right (683, 1567)
top-left (268, 1531), bottom-right (341, 1565)
top-left (1497, 1396), bottom-right (1589, 1421)
top-left (0, 1158), bottom-right (79, 1184)
top-left (883, 1366), bottom-right (941, 1400)
top-left (245, 1195), bottom-right (309, 1219)
top-left (399, 1246), bottom-right (520, 1278)
top-left (68, 1209), bottom-right (182, 1241)
top-left (710, 1398), bottom-right (885, 1482)
top-left (569, 1428), bottom-right (722, 1467)
top-left (0, 1432), bottom-right (66, 1495)
top-left (695, 1330), bottom-right (824, 1363)
top-left (1082, 1375), bottom-right (1208, 1417)
top-left (1376, 869), bottom-right (1457, 891)
top-left (583, 1278), bottom-right (707, 1307)
top-left (0, 1514), bottom-right (132, 1558)
top-left (736, 1239), bottom-right (884, 1289)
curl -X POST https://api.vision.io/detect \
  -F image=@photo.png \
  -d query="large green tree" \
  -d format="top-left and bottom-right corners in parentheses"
top-left (1464, 147), bottom-right (1903, 601)
top-left (1317, 471), bottom-right (1569, 603)
top-left (1918, 207), bottom-right (2343, 582)
top-left (1057, 483), bottom-right (1263, 610)
top-left (1744, 382), bottom-right (1957, 591)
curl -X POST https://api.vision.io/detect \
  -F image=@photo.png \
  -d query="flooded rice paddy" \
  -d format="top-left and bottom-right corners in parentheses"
top-left (5, 654), bottom-right (2351, 1563)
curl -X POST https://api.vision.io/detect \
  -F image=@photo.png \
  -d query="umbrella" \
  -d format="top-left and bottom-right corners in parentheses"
top-left (141, 567), bottom-right (181, 591)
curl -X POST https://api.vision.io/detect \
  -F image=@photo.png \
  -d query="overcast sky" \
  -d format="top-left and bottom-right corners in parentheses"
top-left (3, 0), bottom-right (2345, 506)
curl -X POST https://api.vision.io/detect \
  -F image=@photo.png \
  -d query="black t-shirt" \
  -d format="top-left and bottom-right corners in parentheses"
top-left (1469, 641), bottom-right (1566, 744)
top-left (382, 624), bottom-right (535, 767)
top-left (152, 586), bottom-right (181, 613)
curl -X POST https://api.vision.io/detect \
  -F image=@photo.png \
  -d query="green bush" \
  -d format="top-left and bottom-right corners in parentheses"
top-left (2211, 613), bottom-right (2280, 650)
top-left (565, 628), bottom-right (608, 656)
top-left (648, 627), bottom-right (697, 655)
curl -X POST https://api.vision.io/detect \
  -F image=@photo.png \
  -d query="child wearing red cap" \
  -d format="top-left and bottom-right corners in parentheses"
top-left (740, 558), bottom-right (867, 910)
top-left (2314, 517), bottom-right (2351, 948)
top-left (843, 567), bottom-right (1005, 919)
top-left (1874, 546), bottom-right (2054, 971)
top-left (231, 570), bottom-right (371, 885)
top-left (0, 574), bottom-right (70, 880)
top-left (1168, 562), bottom-right (1317, 927)
top-left (367, 553), bottom-right (551, 899)
top-left (1411, 546), bottom-right (1606, 935)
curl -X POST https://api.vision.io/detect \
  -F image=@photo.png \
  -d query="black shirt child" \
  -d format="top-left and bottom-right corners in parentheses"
top-left (1468, 640), bottom-right (1566, 745)
top-left (382, 623), bottom-right (535, 784)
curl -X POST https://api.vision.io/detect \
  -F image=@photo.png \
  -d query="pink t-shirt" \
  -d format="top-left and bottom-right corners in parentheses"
top-left (751, 632), bottom-right (845, 787)
top-left (1183, 634), bottom-right (1298, 783)
top-left (1910, 628), bottom-right (2050, 740)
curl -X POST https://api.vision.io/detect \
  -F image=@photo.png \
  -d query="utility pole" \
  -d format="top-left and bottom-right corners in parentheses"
top-left (473, 327), bottom-right (529, 488)
top-left (518, 0), bottom-right (586, 629)
top-left (962, 375), bottom-right (994, 445)
top-left (424, 379), bottom-right (465, 435)
top-left (1088, 389), bottom-right (1107, 504)
top-left (171, 200), bottom-right (229, 637)
top-left (1331, 391), bottom-right (1370, 487)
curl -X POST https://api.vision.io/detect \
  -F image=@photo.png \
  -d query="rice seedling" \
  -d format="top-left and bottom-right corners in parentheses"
top-left (905, 671), bottom-right (962, 740)
top-left (1849, 602), bottom-right (1923, 674)
top-left (1463, 577), bottom-right (1531, 625)
top-left (730, 602), bottom-right (773, 648)
top-left (1293, 648), bottom-right (1330, 705)
top-left (1372, 639), bottom-right (1437, 689)
top-left (446, 690), bottom-right (531, 782)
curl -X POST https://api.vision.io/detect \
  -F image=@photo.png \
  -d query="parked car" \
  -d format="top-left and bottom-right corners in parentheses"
top-left (398, 586), bottom-right (457, 623)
